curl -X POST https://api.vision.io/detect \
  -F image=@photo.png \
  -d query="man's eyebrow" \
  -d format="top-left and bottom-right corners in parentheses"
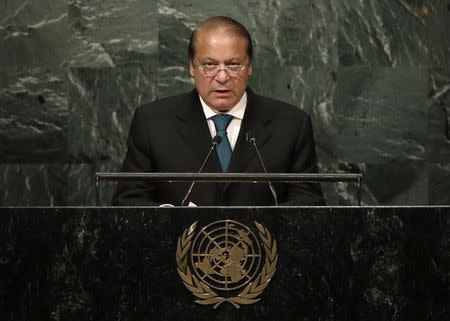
top-left (199, 57), bottom-right (244, 63)
top-left (199, 57), bottom-right (218, 62)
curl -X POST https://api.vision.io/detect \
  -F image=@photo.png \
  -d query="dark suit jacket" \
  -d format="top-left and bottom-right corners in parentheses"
top-left (112, 89), bottom-right (325, 206)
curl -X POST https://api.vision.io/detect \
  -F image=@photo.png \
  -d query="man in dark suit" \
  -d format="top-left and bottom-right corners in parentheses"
top-left (112, 16), bottom-right (325, 206)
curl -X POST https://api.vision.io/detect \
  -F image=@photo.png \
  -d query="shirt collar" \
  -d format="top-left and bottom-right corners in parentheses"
top-left (200, 91), bottom-right (247, 120)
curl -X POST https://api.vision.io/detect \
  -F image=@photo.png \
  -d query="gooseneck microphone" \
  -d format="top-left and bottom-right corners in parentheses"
top-left (180, 135), bottom-right (222, 206)
top-left (248, 135), bottom-right (279, 206)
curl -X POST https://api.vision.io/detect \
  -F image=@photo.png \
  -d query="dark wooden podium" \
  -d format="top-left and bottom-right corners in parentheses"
top-left (0, 206), bottom-right (448, 321)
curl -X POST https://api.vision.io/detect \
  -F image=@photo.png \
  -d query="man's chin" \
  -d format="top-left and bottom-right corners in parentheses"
top-left (208, 99), bottom-right (236, 111)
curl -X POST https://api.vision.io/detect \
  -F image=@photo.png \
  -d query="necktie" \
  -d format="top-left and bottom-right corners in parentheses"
top-left (211, 114), bottom-right (233, 172)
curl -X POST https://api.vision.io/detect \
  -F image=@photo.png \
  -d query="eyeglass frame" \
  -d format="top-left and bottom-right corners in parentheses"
top-left (194, 58), bottom-right (250, 78)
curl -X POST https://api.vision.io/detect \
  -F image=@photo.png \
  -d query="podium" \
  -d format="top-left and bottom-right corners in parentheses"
top-left (0, 206), bottom-right (448, 321)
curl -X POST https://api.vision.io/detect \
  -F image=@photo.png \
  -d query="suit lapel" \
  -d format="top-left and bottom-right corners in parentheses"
top-left (176, 90), bottom-right (221, 172)
top-left (225, 90), bottom-right (273, 190)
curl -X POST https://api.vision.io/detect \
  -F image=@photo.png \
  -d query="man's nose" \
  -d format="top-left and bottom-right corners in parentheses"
top-left (214, 69), bottom-right (231, 83)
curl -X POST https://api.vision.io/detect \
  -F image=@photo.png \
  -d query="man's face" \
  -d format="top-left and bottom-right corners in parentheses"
top-left (190, 30), bottom-right (252, 111)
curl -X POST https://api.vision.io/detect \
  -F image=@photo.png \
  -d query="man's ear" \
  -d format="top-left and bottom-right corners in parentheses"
top-left (247, 63), bottom-right (253, 76)
top-left (189, 61), bottom-right (195, 77)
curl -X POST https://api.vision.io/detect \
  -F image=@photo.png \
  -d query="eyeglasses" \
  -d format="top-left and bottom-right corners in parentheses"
top-left (196, 59), bottom-right (248, 78)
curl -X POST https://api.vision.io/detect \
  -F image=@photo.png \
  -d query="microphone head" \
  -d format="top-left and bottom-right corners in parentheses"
top-left (246, 132), bottom-right (256, 144)
top-left (212, 135), bottom-right (222, 145)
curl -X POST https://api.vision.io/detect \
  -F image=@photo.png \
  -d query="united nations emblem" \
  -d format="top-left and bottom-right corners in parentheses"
top-left (176, 220), bottom-right (277, 309)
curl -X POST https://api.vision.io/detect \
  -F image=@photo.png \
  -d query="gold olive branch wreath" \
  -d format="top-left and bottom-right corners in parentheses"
top-left (176, 221), bottom-right (277, 309)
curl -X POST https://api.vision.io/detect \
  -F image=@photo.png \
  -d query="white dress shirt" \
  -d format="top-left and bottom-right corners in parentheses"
top-left (199, 92), bottom-right (247, 150)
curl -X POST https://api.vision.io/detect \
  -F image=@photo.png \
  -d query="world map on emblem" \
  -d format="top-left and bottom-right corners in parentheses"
top-left (190, 220), bottom-right (262, 291)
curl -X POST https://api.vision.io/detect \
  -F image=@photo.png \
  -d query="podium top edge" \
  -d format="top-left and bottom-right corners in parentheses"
top-left (94, 172), bottom-right (363, 182)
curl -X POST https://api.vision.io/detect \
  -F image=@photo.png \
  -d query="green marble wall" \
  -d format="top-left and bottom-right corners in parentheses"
top-left (1, 0), bottom-right (449, 205)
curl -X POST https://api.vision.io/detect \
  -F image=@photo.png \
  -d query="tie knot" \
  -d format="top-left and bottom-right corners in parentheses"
top-left (211, 114), bottom-right (233, 132)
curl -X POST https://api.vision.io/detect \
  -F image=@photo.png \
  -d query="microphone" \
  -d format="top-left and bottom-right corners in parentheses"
top-left (180, 135), bottom-right (222, 206)
top-left (247, 134), bottom-right (279, 206)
